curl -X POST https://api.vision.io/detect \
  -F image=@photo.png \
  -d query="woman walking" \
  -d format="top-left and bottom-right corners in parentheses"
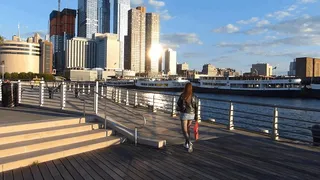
top-left (177, 82), bottom-right (197, 152)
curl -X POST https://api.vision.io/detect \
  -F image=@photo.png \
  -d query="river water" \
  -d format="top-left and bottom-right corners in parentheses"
top-left (119, 89), bottom-right (320, 144)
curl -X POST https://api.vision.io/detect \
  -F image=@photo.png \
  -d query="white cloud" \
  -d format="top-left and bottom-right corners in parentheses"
top-left (131, 0), bottom-right (144, 6)
top-left (299, 0), bottom-right (317, 3)
top-left (256, 20), bottom-right (270, 27)
top-left (158, 9), bottom-right (173, 20)
top-left (148, 0), bottom-right (165, 8)
top-left (213, 24), bottom-right (240, 33)
top-left (161, 33), bottom-right (203, 49)
top-left (267, 11), bottom-right (292, 19)
top-left (287, 5), bottom-right (298, 11)
top-left (237, 17), bottom-right (259, 25)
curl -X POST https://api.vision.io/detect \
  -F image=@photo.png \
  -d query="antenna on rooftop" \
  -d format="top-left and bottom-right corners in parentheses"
top-left (18, 23), bottom-right (20, 39)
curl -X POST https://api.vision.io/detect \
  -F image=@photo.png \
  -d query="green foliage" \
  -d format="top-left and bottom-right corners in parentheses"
top-left (11, 72), bottom-right (19, 81)
top-left (4, 72), bottom-right (10, 79)
top-left (0, 36), bottom-right (3, 44)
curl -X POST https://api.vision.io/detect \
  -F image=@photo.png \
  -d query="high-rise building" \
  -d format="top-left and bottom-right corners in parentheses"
top-left (177, 62), bottom-right (189, 76)
top-left (65, 37), bottom-right (97, 69)
top-left (39, 40), bottom-right (53, 74)
top-left (124, 7), bottom-right (146, 74)
top-left (202, 64), bottom-right (217, 76)
top-left (50, 8), bottom-right (76, 74)
top-left (99, 0), bottom-right (111, 33)
top-left (165, 49), bottom-right (177, 75)
top-left (251, 63), bottom-right (273, 77)
top-left (78, 0), bottom-right (99, 38)
top-left (114, 0), bottom-right (130, 70)
top-left (145, 13), bottom-right (160, 74)
top-left (296, 57), bottom-right (320, 78)
top-left (93, 33), bottom-right (120, 70)
top-left (288, 60), bottom-right (296, 76)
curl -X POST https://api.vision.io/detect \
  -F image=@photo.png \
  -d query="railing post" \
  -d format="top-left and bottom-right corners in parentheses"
top-left (39, 81), bottom-right (44, 107)
top-left (228, 102), bottom-right (234, 130)
top-left (126, 90), bottom-right (129, 106)
top-left (272, 107), bottom-right (279, 141)
top-left (94, 81), bottom-right (98, 114)
top-left (101, 85), bottom-right (104, 98)
top-left (134, 92), bottom-right (138, 107)
top-left (0, 80), bottom-right (2, 102)
top-left (196, 99), bottom-right (202, 122)
top-left (17, 80), bottom-right (21, 104)
top-left (87, 84), bottom-right (90, 94)
top-left (118, 89), bottom-right (121, 103)
top-left (135, 127), bottom-right (138, 146)
top-left (152, 94), bottom-right (156, 112)
top-left (82, 84), bottom-right (85, 95)
top-left (71, 83), bottom-right (73, 92)
top-left (114, 88), bottom-right (118, 102)
top-left (60, 82), bottom-right (66, 110)
top-left (171, 96), bottom-right (176, 117)
top-left (67, 83), bottom-right (70, 91)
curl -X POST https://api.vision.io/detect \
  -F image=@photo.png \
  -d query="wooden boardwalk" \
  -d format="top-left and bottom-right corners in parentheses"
top-left (1, 133), bottom-right (319, 180)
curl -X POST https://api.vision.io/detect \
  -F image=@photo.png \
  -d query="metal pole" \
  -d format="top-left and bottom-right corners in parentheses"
top-left (82, 84), bottom-right (85, 95)
top-left (273, 107), bottom-right (279, 141)
top-left (17, 80), bottom-right (21, 104)
top-left (135, 127), bottom-right (138, 146)
top-left (101, 85), bottom-right (104, 98)
top-left (0, 80), bottom-right (2, 102)
top-left (152, 94), bottom-right (156, 112)
top-left (104, 98), bottom-right (107, 129)
top-left (134, 92), bottom-right (138, 107)
top-left (228, 102), bottom-right (234, 130)
top-left (126, 90), bottom-right (129, 106)
top-left (94, 81), bottom-right (98, 114)
top-left (171, 96), bottom-right (176, 117)
top-left (118, 89), bottom-right (121, 103)
top-left (39, 81), bottom-right (44, 107)
top-left (60, 82), bottom-right (66, 110)
top-left (197, 99), bottom-right (202, 122)
top-left (87, 84), bottom-right (90, 94)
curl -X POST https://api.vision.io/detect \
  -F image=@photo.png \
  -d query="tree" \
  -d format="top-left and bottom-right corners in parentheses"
top-left (11, 72), bottom-right (19, 81)
top-left (4, 72), bottom-right (10, 80)
top-left (18, 72), bottom-right (27, 80)
top-left (0, 36), bottom-right (4, 44)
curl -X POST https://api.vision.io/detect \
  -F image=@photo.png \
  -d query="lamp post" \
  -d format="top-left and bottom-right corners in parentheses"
top-left (1, 61), bottom-right (4, 81)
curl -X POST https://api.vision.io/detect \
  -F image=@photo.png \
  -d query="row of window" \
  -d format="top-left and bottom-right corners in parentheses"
top-left (0, 52), bottom-right (40, 56)
top-left (0, 48), bottom-right (40, 52)
top-left (203, 83), bottom-right (301, 88)
top-left (140, 83), bottom-right (169, 87)
top-left (0, 44), bottom-right (39, 48)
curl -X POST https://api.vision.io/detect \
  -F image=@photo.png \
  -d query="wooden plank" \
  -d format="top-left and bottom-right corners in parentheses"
top-left (21, 166), bottom-right (34, 180)
top-left (95, 149), bottom-right (154, 180)
top-left (3, 171), bottom-right (13, 180)
top-left (83, 152), bottom-right (123, 180)
top-left (105, 148), bottom-right (164, 180)
top-left (30, 165), bottom-right (44, 180)
top-left (45, 161), bottom-right (63, 180)
top-left (37, 164), bottom-right (54, 180)
top-left (0, 172), bottom-right (2, 180)
top-left (74, 153), bottom-right (108, 180)
top-left (66, 156), bottom-right (94, 180)
top-left (52, 160), bottom-right (74, 180)
top-left (59, 158), bottom-right (84, 180)
top-left (91, 150), bottom-right (141, 180)
top-left (12, 169), bottom-right (23, 180)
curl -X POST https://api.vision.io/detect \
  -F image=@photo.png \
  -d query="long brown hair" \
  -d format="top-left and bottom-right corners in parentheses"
top-left (182, 83), bottom-right (193, 102)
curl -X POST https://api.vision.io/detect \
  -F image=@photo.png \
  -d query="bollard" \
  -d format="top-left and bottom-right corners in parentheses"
top-left (228, 102), bottom-right (234, 130)
top-left (152, 94), bottom-right (156, 112)
top-left (171, 96), bottom-right (176, 117)
top-left (196, 99), bottom-right (202, 122)
top-left (94, 81), bottom-right (98, 114)
top-left (118, 89), bottom-right (121, 103)
top-left (126, 90), bottom-right (129, 106)
top-left (39, 81), bottom-right (44, 107)
top-left (272, 107), bottom-right (279, 141)
top-left (134, 92), bottom-right (138, 107)
top-left (82, 84), bottom-right (85, 95)
top-left (60, 82), bottom-right (66, 110)
top-left (17, 80), bottom-right (21, 104)
top-left (0, 80), bottom-right (2, 102)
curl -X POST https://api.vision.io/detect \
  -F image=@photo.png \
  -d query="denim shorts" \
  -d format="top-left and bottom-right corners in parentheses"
top-left (180, 113), bottom-right (195, 121)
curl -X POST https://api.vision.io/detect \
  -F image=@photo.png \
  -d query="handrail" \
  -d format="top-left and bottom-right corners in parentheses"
top-left (75, 87), bottom-right (147, 130)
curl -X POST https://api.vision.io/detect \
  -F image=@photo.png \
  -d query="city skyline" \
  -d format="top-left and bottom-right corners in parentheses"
top-left (1, 0), bottom-right (320, 75)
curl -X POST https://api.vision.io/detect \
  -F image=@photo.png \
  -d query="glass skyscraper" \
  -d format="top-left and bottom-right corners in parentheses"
top-left (78, 0), bottom-right (99, 38)
top-left (114, 0), bottom-right (130, 70)
top-left (98, 0), bottom-right (111, 33)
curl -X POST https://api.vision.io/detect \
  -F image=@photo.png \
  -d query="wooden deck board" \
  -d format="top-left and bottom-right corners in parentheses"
top-left (65, 156), bottom-right (94, 180)
top-left (59, 158), bottom-right (84, 180)
top-left (30, 165), bottom-right (44, 180)
top-left (37, 164), bottom-right (53, 180)
top-left (45, 161), bottom-right (63, 180)
top-left (12, 169), bottom-right (23, 180)
top-left (3, 170), bottom-right (13, 180)
top-left (52, 160), bottom-right (73, 180)
top-left (72, 155), bottom-right (104, 180)
top-left (21, 166), bottom-right (34, 180)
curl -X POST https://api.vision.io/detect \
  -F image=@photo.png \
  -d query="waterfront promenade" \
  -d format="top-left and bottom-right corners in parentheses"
top-left (0, 83), bottom-right (320, 179)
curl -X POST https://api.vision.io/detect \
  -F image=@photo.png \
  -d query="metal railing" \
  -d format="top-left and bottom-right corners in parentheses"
top-left (2, 80), bottom-right (320, 146)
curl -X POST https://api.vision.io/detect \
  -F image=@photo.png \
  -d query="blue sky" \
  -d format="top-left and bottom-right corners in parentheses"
top-left (0, 0), bottom-right (320, 74)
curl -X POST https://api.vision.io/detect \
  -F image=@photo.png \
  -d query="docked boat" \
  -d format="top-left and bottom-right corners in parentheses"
top-left (104, 79), bottom-right (135, 87)
top-left (135, 77), bottom-right (190, 92)
top-left (194, 76), bottom-right (303, 98)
